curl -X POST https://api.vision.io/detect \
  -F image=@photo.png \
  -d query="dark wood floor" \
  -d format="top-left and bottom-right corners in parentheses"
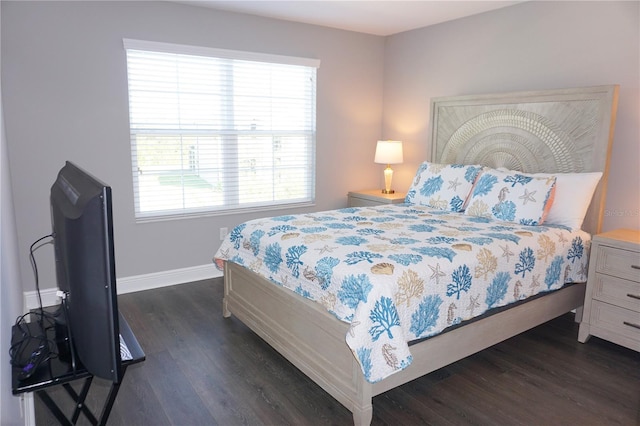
top-left (36, 278), bottom-right (640, 425)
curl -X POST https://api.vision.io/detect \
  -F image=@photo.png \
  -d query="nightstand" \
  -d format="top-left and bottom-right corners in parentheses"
top-left (347, 189), bottom-right (407, 207)
top-left (578, 229), bottom-right (640, 352)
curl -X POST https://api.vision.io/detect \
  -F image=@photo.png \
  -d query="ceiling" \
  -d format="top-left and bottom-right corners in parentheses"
top-left (181, 1), bottom-right (524, 36)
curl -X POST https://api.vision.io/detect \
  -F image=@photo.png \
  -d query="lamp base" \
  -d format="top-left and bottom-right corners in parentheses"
top-left (382, 165), bottom-right (395, 194)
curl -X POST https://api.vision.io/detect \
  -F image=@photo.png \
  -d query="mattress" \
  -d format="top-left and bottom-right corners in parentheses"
top-left (215, 204), bottom-right (591, 382)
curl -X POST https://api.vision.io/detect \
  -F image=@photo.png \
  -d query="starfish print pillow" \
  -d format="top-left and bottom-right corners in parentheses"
top-left (405, 162), bottom-right (482, 212)
top-left (464, 169), bottom-right (557, 225)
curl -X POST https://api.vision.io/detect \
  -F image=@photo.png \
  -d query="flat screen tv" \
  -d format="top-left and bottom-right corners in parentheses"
top-left (50, 161), bottom-right (122, 383)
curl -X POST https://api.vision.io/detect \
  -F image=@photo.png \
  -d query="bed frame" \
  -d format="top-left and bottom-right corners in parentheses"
top-left (222, 85), bottom-right (619, 425)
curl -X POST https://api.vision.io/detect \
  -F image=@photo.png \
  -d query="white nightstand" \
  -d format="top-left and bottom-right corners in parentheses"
top-left (578, 229), bottom-right (640, 352)
top-left (347, 189), bottom-right (407, 207)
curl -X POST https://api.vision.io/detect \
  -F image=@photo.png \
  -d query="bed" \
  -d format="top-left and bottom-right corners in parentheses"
top-left (214, 85), bottom-right (619, 425)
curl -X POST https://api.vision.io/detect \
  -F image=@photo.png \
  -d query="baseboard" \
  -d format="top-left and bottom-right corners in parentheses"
top-left (23, 263), bottom-right (223, 310)
top-left (21, 393), bottom-right (35, 426)
top-left (23, 288), bottom-right (61, 313)
top-left (117, 263), bottom-right (222, 295)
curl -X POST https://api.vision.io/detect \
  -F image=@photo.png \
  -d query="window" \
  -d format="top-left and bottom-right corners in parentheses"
top-left (124, 39), bottom-right (319, 220)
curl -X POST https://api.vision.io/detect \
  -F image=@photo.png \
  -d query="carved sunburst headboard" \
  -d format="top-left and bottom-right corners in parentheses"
top-left (429, 85), bottom-right (619, 234)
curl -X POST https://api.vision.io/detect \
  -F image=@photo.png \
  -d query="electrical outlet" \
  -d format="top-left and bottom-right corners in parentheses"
top-left (219, 227), bottom-right (228, 241)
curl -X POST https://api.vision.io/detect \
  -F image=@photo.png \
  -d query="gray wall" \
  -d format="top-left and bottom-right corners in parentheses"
top-left (3, 1), bottom-right (639, 297)
top-left (383, 1), bottom-right (640, 232)
top-left (2, 1), bottom-right (385, 291)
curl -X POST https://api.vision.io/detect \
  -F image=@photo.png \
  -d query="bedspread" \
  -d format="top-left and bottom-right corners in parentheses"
top-left (214, 204), bottom-right (591, 383)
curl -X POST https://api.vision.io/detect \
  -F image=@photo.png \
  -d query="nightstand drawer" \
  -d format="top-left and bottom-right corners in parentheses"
top-left (591, 300), bottom-right (640, 345)
top-left (592, 274), bottom-right (640, 312)
top-left (595, 245), bottom-right (640, 282)
top-left (347, 190), bottom-right (406, 207)
top-left (580, 229), bottom-right (640, 351)
top-left (348, 197), bottom-right (383, 207)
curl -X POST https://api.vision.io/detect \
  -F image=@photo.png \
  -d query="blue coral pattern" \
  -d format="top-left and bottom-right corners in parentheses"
top-left (214, 204), bottom-right (591, 383)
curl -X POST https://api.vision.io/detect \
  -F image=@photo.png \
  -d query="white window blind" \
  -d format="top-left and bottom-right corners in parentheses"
top-left (123, 39), bottom-right (319, 220)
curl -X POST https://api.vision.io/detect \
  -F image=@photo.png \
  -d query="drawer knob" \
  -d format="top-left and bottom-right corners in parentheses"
top-left (631, 264), bottom-right (640, 270)
top-left (623, 321), bottom-right (640, 330)
top-left (628, 293), bottom-right (640, 301)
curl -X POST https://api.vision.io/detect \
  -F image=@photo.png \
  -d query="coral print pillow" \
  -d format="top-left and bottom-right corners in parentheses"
top-left (405, 162), bottom-right (482, 212)
top-left (465, 169), bottom-right (556, 225)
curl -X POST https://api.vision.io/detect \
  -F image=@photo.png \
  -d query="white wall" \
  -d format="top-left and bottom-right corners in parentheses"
top-left (0, 109), bottom-right (24, 426)
top-left (1, 1), bottom-right (385, 292)
top-left (383, 1), bottom-right (640, 232)
top-left (0, 1), bottom-right (25, 420)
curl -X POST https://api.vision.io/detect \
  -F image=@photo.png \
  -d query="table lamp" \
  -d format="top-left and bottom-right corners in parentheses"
top-left (374, 140), bottom-right (403, 194)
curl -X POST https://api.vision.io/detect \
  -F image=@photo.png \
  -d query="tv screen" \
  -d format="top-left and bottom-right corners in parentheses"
top-left (50, 161), bottom-right (122, 383)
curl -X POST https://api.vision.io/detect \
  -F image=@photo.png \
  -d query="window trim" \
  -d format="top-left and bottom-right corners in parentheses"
top-left (123, 39), bottom-right (320, 222)
top-left (123, 39), bottom-right (320, 69)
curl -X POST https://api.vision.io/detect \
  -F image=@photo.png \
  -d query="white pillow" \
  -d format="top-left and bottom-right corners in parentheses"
top-left (531, 172), bottom-right (602, 229)
top-left (465, 169), bottom-right (556, 226)
top-left (405, 162), bottom-right (482, 212)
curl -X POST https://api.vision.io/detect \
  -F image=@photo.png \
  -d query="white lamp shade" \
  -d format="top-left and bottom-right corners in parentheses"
top-left (374, 140), bottom-right (403, 164)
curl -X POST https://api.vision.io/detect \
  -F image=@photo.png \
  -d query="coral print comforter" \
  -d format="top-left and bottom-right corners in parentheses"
top-left (214, 204), bottom-right (591, 383)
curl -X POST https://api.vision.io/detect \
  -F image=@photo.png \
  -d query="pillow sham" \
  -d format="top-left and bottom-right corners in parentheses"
top-left (465, 169), bottom-right (556, 225)
top-left (495, 168), bottom-right (603, 229)
top-left (405, 162), bottom-right (482, 212)
top-left (531, 171), bottom-right (602, 229)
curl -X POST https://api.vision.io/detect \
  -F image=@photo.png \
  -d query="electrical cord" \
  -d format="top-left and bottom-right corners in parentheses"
top-left (29, 233), bottom-right (54, 321)
top-left (9, 234), bottom-right (58, 380)
top-left (9, 312), bottom-right (58, 380)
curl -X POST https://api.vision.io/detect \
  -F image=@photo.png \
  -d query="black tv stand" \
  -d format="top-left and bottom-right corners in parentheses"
top-left (11, 310), bottom-right (145, 425)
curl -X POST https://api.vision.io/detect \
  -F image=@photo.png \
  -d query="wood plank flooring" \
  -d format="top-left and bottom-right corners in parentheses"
top-left (35, 278), bottom-right (640, 425)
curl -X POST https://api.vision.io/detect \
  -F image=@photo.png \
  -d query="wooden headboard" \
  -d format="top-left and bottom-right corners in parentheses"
top-left (428, 85), bottom-right (619, 235)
